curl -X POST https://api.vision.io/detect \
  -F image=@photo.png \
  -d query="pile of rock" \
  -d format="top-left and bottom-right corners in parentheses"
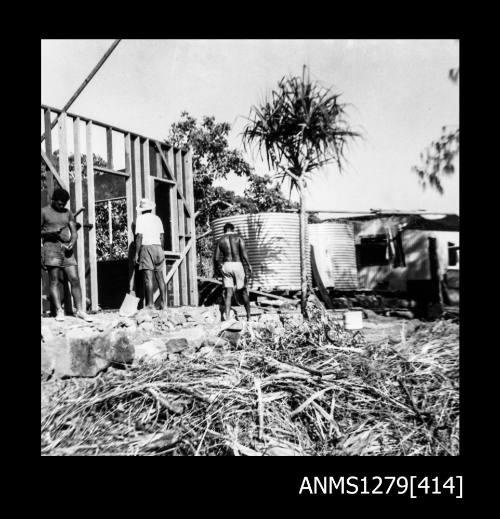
top-left (41, 303), bottom-right (309, 380)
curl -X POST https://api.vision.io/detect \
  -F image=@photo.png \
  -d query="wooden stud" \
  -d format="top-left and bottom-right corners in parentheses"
top-left (142, 138), bottom-right (151, 199)
top-left (165, 146), bottom-right (179, 306)
top-left (106, 127), bottom-right (113, 169)
top-left (155, 142), bottom-right (192, 217)
top-left (175, 148), bottom-right (188, 306)
top-left (184, 149), bottom-right (198, 305)
top-left (86, 121), bottom-right (99, 312)
top-left (73, 117), bottom-right (86, 309)
top-left (108, 199), bottom-right (113, 246)
top-left (58, 112), bottom-right (70, 189)
top-left (57, 112), bottom-right (72, 314)
top-left (124, 133), bottom-right (134, 245)
top-left (155, 149), bottom-right (161, 179)
top-left (44, 108), bottom-right (54, 197)
top-left (133, 136), bottom-right (142, 207)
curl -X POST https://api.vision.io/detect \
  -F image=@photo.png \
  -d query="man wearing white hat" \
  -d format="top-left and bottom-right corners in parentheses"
top-left (134, 198), bottom-right (167, 309)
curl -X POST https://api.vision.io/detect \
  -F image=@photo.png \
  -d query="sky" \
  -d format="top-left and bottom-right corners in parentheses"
top-left (41, 39), bottom-right (459, 214)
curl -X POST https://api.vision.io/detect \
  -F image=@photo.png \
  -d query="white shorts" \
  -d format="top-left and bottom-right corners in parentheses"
top-left (221, 262), bottom-right (245, 290)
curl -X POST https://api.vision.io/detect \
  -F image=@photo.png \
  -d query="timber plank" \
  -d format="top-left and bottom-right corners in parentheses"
top-left (86, 121), bottom-right (99, 311)
top-left (73, 117), bottom-right (86, 308)
top-left (175, 148), bottom-right (188, 306)
top-left (44, 108), bottom-right (54, 196)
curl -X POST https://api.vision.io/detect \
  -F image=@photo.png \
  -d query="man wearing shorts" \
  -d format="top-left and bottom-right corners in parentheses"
top-left (213, 222), bottom-right (252, 321)
top-left (134, 198), bottom-right (167, 310)
top-left (41, 188), bottom-right (92, 322)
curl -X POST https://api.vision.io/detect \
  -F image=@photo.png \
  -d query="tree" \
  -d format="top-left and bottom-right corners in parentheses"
top-left (167, 112), bottom-right (298, 277)
top-left (244, 173), bottom-right (299, 213)
top-left (243, 66), bottom-right (360, 316)
top-left (167, 112), bottom-right (253, 228)
top-left (413, 65), bottom-right (459, 194)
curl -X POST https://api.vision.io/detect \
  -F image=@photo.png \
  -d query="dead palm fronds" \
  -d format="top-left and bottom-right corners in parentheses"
top-left (42, 312), bottom-right (459, 457)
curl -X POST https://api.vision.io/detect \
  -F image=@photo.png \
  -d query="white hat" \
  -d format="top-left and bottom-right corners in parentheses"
top-left (136, 198), bottom-right (156, 213)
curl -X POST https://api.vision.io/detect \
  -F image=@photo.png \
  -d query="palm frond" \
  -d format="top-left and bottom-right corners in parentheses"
top-left (243, 66), bottom-right (360, 193)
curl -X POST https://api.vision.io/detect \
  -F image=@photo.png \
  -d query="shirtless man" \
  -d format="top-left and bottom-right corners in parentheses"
top-left (213, 222), bottom-right (252, 321)
top-left (41, 188), bottom-right (92, 322)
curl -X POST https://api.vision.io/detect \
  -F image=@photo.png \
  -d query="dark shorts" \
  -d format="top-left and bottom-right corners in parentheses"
top-left (139, 245), bottom-right (165, 271)
top-left (42, 241), bottom-right (77, 268)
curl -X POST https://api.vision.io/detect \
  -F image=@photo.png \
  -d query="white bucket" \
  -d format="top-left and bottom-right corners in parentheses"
top-left (344, 310), bottom-right (363, 330)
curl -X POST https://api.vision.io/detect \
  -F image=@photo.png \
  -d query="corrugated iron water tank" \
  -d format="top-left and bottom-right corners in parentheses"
top-left (308, 222), bottom-right (358, 290)
top-left (212, 213), bottom-right (309, 292)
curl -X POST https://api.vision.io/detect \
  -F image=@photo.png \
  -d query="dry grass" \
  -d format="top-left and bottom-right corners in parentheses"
top-left (41, 307), bottom-right (459, 456)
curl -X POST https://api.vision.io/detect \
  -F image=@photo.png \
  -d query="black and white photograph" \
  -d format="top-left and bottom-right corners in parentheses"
top-left (40, 39), bottom-right (460, 462)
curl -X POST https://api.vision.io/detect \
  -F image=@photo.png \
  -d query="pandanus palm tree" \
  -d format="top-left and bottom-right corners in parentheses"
top-left (243, 66), bottom-right (360, 317)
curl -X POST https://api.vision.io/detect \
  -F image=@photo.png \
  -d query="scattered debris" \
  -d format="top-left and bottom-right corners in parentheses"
top-left (41, 305), bottom-right (459, 456)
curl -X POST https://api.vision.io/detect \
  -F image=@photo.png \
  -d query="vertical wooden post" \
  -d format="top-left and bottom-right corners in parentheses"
top-left (184, 149), bottom-right (198, 306)
top-left (175, 148), bottom-right (188, 306)
top-left (44, 109), bottom-right (54, 197)
top-left (58, 112), bottom-right (72, 313)
top-left (58, 112), bottom-right (70, 189)
top-left (153, 149), bottom-right (160, 179)
top-left (86, 121), bottom-right (99, 312)
top-left (142, 139), bottom-right (151, 199)
top-left (73, 117), bottom-right (86, 309)
top-left (168, 147), bottom-right (180, 306)
top-left (108, 199), bottom-right (113, 246)
top-left (124, 133), bottom-right (134, 244)
top-left (133, 136), bottom-right (143, 206)
top-left (124, 133), bottom-right (135, 295)
top-left (106, 127), bottom-right (113, 169)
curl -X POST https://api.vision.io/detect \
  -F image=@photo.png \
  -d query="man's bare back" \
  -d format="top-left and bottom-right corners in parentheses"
top-left (216, 233), bottom-right (244, 263)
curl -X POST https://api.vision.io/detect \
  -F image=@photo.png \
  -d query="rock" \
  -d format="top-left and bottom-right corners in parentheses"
top-left (134, 339), bottom-right (168, 363)
top-left (124, 324), bottom-right (138, 338)
top-left (220, 330), bottom-right (242, 347)
top-left (256, 314), bottom-right (284, 334)
top-left (92, 329), bottom-right (134, 365)
top-left (200, 305), bottom-right (222, 323)
top-left (168, 313), bottom-right (187, 326)
top-left (219, 320), bottom-right (243, 333)
top-left (201, 335), bottom-right (232, 350)
top-left (389, 310), bottom-right (414, 319)
top-left (116, 317), bottom-right (136, 328)
top-left (163, 326), bottom-right (207, 351)
top-left (139, 321), bottom-right (155, 332)
top-left (216, 320), bottom-right (245, 347)
top-left (136, 309), bottom-right (154, 324)
top-left (165, 337), bottom-right (189, 353)
top-left (41, 328), bottom-right (134, 378)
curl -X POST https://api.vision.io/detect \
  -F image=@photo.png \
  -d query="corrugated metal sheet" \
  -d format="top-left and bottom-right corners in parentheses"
top-left (212, 213), bottom-right (309, 291)
top-left (308, 222), bottom-right (359, 290)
